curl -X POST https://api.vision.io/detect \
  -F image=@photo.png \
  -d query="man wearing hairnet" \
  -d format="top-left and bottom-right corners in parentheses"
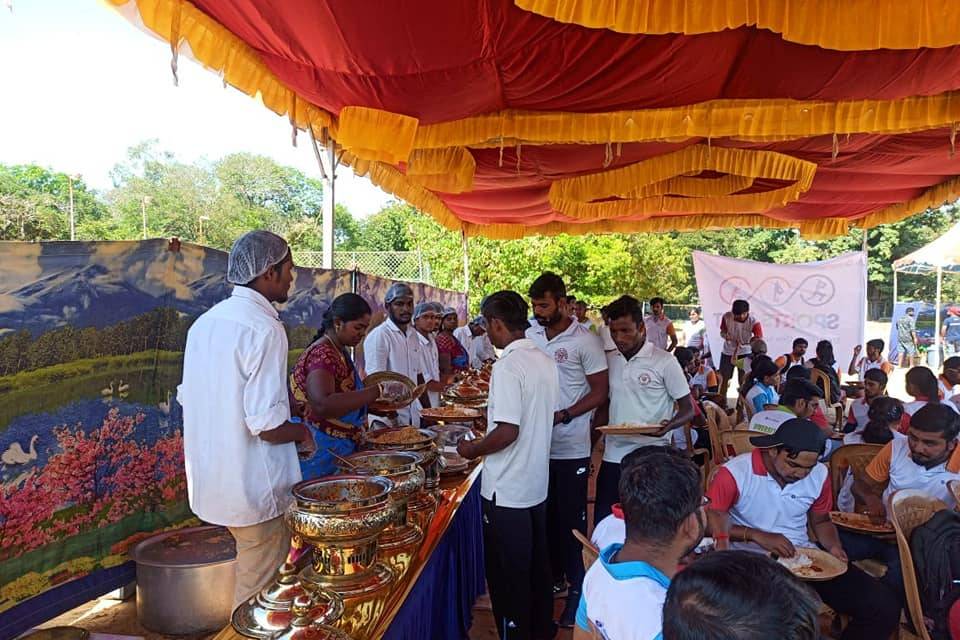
top-left (454, 315), bottom-right (497, 368)
top-left (413, 301), bottom-right (448, 409)
top-left (178, 230), bottom-right (315, 608)
top-left (363, 282), bottom-right (427, 425)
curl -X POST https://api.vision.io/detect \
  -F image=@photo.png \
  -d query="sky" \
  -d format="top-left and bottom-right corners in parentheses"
top-left (0, 1), bottom-right (393, 217)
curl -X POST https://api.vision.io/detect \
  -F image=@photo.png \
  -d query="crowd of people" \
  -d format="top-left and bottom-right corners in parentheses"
top-left (178, 231), bottom-right (960, 640)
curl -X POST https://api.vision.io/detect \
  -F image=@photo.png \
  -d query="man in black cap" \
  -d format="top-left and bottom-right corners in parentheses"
top-left (705, 418), bottom-right (900, 640)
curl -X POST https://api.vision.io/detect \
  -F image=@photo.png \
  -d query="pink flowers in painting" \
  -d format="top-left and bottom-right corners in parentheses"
top-left (0, 407), bottom-right (186, 560)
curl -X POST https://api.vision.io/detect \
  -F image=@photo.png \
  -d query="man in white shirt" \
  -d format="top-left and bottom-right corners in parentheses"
top-left (362, 282), bottom-right (425, 425)
top-left (526, 272), bottom-right (609, 627)
top-left (847, 338), bottom-right (894, 382)
top-left (453, 316), bottom-right (496, 368)
top-left (707, 419), bottom-right (900, 639)
top-left (593, 295), bottom-right (695, 523)
top-left (843, 368), bottom-right (887, 433)
top-left (573, 299), bottom-right (596, 333)
top-left (575, 449), bottom-right (705, 640)
top-left (413, 301), bottom-right (445, 409)
top-left (644, 296), bottom-right (677, 352)
top-left (748, 378), bottom-right (823, 435)
top-left (178, 231), bottom-right (315, 608)
top-left (458, 290), bottom-right (559, 640)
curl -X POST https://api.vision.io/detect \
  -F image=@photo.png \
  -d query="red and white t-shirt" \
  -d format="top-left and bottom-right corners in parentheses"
top-left (706, 449), bottom-right (832, 550)
top-left (720, 312), bottom-right (762, 357)
top-left (901, 397), bottom-right (960, 433)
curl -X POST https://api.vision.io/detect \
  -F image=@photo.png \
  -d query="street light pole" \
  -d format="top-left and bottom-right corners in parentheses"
top-left (141, 196), bottom-right (152, 240)
top-left (68, 175), bottom-right (76, 241)
top-left (199, 216), bottom-right (210, 245)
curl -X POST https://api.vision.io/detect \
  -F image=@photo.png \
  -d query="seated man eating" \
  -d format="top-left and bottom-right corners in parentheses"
top-left (576, 449), bottom-right (705, 640)
top-left (706, 418), bottom-right (900, 640)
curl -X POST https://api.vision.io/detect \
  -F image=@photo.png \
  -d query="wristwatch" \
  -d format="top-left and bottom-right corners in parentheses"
top-left (560, 409), bottom-right (572, 424)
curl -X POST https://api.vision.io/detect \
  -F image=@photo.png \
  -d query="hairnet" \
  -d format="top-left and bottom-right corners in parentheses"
top-left (471, 315), bottom-right (487, 328)
top-left (414, 301), bottom-right (436, 319)
top-left (429, 301), bottom-right (445, 314)
top-left (442, 306), bottom-right (458, 318)
top-left (226, 230), bottom-right (290, 285)
top-left (384, 282), bottom-right (414, 304)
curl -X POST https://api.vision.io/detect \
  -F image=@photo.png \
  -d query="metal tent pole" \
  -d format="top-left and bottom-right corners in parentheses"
top-left (321, 143), bottom-right (336, 270)
top-left (935, 265), bottom-right (944, 367)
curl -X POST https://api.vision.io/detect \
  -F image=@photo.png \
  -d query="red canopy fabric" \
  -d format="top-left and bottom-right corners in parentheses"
top-left (109, 0), bottom-right (960, 238)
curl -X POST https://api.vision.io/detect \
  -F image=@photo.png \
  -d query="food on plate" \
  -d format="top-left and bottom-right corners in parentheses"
top-left (420, 406), bottom-right (482, 419)
top-left (829, 511), bottom-right (894, 533)
top-left (777, 553), bottom-right (814, 572)
top-left (367, 427), bottom-right (428, 445)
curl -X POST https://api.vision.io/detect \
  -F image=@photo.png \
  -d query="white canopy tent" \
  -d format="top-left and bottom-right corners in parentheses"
top-left (892, 220), bottom-right (960, 366)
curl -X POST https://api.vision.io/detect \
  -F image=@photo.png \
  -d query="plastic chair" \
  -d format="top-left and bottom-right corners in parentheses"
top-left (573, 528), bottom-right (599, 571)
top-left (719, 430), bottom-right (765, 459)
top-left (809, 367), bottom-right (845, 427)
top-left (702, 400), bottom-right (730, 464)
top-left (887, 489), bottom-right (949, 640)
top-left (828, 443), bottom-right (884, 509)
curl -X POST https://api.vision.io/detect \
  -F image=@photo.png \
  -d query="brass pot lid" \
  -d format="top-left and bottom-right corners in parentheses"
top-left (20, 628), bottom-right (90, 640)
top-left (232, 569), bottom-right (344, 640)
top-left (291, 475), bottom-right (393, 511)
top-left (271, 596), bottom-right (354, 640)
top-left (338, 451), bottom-right (422, 477)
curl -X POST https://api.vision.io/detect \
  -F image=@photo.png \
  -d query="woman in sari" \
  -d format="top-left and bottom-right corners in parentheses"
top-left (435, 306), bottom-right (470, 377)
top-left (290, 293), bottom-right (384, 479)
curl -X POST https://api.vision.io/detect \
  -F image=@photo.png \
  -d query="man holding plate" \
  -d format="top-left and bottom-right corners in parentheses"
top-left (593, 295), bottom-right (695, 524)
top-left (706, 418), bottom-right (899, 640)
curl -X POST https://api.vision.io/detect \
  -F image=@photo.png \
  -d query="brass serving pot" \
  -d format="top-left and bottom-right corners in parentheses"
top-left (362, 427), bottom-right (440, 492)
top-left (336, 451), bottom-right (424, 539)
top-left (286, 475), bottom-right (396, 582)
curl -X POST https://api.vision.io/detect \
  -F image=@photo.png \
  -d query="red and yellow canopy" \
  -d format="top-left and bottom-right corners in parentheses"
top-left (109, 0), bottom-right (960, 239)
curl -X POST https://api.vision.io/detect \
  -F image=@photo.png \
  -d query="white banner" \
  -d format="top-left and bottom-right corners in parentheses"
top-left (692, 251), bottom-right (866, 365)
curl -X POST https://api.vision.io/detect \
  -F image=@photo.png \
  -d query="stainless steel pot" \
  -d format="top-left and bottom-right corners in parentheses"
top-left (131, 525), bottom-right (237, 635)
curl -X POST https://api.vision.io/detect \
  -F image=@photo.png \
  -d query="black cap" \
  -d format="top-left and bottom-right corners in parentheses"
top-left (750, 418), bottom-right (827, 452)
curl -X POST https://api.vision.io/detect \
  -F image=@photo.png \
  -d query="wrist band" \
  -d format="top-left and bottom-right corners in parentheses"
top-left (714, 533), bottom-right (730, 540)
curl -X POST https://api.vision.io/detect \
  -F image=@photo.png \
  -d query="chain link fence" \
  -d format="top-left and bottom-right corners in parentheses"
top-left (293, 250), bottom-right (431, 283)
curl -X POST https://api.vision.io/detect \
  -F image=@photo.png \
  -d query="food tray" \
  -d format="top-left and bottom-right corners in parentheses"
top-left (366, 371), bottom-right (417, 412)
top-left (829, 511), bottom-right (894, 534)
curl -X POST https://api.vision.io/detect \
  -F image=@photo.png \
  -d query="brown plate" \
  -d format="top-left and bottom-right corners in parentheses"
top-left (829, 511), bottom-right (894, 534)
top-left (778, 547), bottom-right (847, 581)
top-left (440, 451), bottom-right (471, 475)
top-left (366, 371), bottom-right (417, 412)
top-left (20, 629), bottom-right (90, 640)
top-left (596, 424), bottom-right (664, 436)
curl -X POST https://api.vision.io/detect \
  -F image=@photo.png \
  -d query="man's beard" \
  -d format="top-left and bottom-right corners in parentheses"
top-left (535, 311), bottom-right (562, 326)
top-left (681, 510), bottom-right (707, 558)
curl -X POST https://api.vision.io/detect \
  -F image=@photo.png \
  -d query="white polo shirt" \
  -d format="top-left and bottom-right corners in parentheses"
top-left (591, 512), bottom-right (626, 550)
top-left (855, 356), bottom-right (890, 380)
top-left (866, 436), bottom-right (960, 509)
top-left (599, 323), bottom-right (616, 352)
top-left (939, 376), bottom-right (958, 401)
top-left (846, 398), bottom-right (870, 432)
top-left (604, 341), bottom-right (690, 463)
top-left (575, 544), bottom-right (669, 640)
top-left (706, 449), bottom-right (832, 550)
top-left (482, 338), bottom-right (559, 508)
top-left (417, 330), bottom-right (440, 409)
top-left (526, 321), bottom-right (608, 460)
top-left (644, 314), bottom-right (673, 351)
top-left (748, 407), bottom-right (796, 435)
top-left (454, 325), bottom-right (496, 368)
top-left (178, 287), bottom-right (300, 527)
top-left (363, 317), bottom-right (423, 425)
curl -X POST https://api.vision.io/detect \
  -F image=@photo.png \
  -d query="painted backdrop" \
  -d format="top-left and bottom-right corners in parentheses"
top-left (0, 240), bottom-right (465, 637)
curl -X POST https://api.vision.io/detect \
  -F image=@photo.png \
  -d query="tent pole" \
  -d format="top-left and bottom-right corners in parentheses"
top-left (893, 270), bottom-right (898, 310)
top-left (321, 143), bottom-right (335, 270)
top-left (461, 229), bottom-right (470, 296)
top-left (935, 265), bottom-right (943, 368)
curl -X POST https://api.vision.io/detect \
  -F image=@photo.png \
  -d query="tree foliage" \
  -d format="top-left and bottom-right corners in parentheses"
top-left (2, 141), bottom-right (958, 315)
